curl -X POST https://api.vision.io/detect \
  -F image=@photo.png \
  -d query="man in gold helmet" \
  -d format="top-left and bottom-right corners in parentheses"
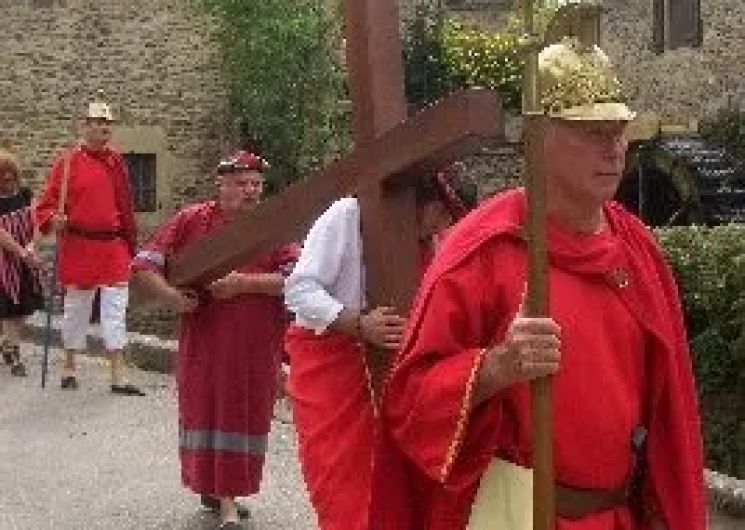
top-left (379, 38), bottom-right (706, 530)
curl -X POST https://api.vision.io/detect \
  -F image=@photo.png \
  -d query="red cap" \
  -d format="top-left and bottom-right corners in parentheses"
top-left (217, 150), bottom-right (268, 175)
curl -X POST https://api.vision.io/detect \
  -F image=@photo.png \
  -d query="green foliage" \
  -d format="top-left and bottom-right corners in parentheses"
top-left (402, 2), bottom-right (458, 108)
top-left (656, 225), bottom-right (745, 477)
top-left (700, 104), bottom-right (745, 166)
top-left (402, 2), bottom-right (524, 110)
top-left (442, 21), bottom-right (524, 110)
top-left (194, 0), bottom-right (349, 191)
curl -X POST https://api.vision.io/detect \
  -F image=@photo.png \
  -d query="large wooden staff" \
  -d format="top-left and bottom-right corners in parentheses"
top-left (521, 1), bottom-right (605, 527)
top-left (520, 0), bottom-right (554, 528)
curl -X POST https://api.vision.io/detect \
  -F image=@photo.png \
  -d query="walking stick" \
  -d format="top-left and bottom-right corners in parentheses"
top-left (41, 147), bottom-right (74, 388)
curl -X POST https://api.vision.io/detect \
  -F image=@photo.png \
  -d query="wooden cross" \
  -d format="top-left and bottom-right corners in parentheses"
top-left (166, 2), bottom-right (505, 325)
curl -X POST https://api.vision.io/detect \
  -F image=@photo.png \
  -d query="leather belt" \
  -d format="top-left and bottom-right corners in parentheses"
top-left (66, 225), bottom-right (123, 241)
top-left (556, 481), bottom-right (629, 520)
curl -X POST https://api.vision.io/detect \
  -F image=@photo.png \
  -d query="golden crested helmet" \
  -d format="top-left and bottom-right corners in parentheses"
top-left (86, 90), bottom-right (114, 122)
top-left (538, 37), bottom-right (635, 121)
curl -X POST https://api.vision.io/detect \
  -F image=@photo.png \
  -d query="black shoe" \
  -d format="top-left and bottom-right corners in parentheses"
top-left (10, 362), bottom-right (27, 377)
top-left (110, 383), bottom-right (146, 396)
top-left (200, 496), bottom-right (250, 519)
top-left (2, 352), bottom-right (12, 365)
top-left (61, 375), bottom-right (79, 390)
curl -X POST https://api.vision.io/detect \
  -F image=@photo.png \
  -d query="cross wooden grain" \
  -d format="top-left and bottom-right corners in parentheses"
top-left (168, 1), bottom-right (504, 317)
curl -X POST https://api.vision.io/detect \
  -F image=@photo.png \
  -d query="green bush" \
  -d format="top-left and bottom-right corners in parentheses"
top-left (700, 104), bottom-right (745, 167)
top-left (193, 0), bottom-right (350, 191)
top-left (402, 2), bottom-right (524, 110)
top-left (656, 225), bottom-right (745, 478)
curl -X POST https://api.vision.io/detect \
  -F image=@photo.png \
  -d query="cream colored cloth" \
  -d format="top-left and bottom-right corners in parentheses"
top-left (61, 284), bottom-right (128, 351)
top-left (467, 458), bottom-right (534, 530)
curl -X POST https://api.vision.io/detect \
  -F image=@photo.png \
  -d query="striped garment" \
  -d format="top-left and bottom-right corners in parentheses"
top-left (0, 206), bottom-right (39, 304)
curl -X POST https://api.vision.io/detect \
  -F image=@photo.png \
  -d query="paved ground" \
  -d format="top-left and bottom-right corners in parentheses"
top-left (0, 343), bottom-right (313, 530)
top-left (1, 343), bottom-right (742, 529)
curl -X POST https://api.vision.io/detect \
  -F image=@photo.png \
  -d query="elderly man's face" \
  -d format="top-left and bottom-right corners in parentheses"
top-left (217, 170), bottom-right (265, 213)
top-left (545, 119), bottom-right (629, 207)
top-left (81, 118), bottom-right (112, 148)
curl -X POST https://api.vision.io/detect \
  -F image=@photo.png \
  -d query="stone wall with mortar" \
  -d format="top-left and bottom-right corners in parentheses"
top-left (0, 0), bottom-right (233, 338)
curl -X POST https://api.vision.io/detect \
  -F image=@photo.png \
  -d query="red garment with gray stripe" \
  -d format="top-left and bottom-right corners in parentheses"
top-left (132, 201), bottom-right (299, 496)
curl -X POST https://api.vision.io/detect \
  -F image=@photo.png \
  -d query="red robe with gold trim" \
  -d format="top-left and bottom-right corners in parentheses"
top-left (379, 189), bottom-right (705, 530)
top-left (36, 146), bottom-right (137, 288)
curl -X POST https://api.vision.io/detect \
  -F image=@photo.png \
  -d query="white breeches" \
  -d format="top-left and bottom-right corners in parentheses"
top-left (61, 284), bottom-right (128, 352)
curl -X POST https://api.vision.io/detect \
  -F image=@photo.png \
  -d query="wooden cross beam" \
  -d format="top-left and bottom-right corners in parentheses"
top-left (167, 0), bottom-right (506, 320)
top-left (169, 89), bottom-right (503, 287)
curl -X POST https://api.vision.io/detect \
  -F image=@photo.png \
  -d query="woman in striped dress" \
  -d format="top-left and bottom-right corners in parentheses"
top-left (0, 149), bottom-right (43, 377)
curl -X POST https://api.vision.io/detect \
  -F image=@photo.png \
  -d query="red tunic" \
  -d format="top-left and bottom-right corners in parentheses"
top-left (380, 189), bottom-right (706, 530)
top-left (36, 146), bottom-right (136, 287)
top-left (132, 201), bottom-right (298, 496)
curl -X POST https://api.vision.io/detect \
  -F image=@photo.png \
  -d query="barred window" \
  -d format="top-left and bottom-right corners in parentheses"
top-left (653, 0), bottom-right (702, 53)
top-left (124, 153), bottom-right (157, 213)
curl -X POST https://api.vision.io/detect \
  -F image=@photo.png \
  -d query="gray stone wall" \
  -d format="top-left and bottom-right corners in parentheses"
top-left (604, 0), bottom-right (745, 124)
top-left (0, 0), bottom-right (230, 210)
top-left (0, 0), bottom-right (230, 339)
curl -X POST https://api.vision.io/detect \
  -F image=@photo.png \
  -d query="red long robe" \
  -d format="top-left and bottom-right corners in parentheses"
top-left (380, 189), bottom-right (706, 530)
top-left (132, 201), bottom-right (298, 496)
top-left (36, 146), bottom-right (136, 287)
top-left (285, 240), bottom-right (437, 530)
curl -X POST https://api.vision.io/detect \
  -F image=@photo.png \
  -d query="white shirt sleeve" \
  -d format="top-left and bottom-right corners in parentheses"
top-left (284, 198), bottom-right (359, 334)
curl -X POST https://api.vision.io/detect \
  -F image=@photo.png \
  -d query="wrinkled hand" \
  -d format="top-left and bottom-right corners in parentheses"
top-left (359, 306), bottom-right (406, 350)
top-left (207, 271), bottom-right (245, 300)
top-left (165, 287), bottom-right (198, 313)
top-left (484, 315), bottom-right (561, 390)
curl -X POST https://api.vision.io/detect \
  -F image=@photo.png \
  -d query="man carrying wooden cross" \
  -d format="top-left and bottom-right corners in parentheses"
top-left (379, 38), bottom-right (706, 530)
top-left (284, 166), bottom-right (477, 530)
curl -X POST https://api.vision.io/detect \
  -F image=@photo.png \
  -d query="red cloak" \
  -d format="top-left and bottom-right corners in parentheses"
top-left (380, 189), bottom-right (706, 530)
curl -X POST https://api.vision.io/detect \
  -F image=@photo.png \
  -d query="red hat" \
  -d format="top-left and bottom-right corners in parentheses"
top-left (216, 150), bottom-right (268, 175)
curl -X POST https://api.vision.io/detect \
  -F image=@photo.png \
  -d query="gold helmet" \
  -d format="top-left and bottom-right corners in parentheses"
top-left (538, 37), bottom-right (635, 121)
top-left (86, 90), bottom-right (114, 122)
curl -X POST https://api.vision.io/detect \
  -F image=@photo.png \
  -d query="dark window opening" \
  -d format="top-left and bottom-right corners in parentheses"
top-left (124, 153), bottom-right (157, 213)
top-left (653, 0), bottom-right (703, 53)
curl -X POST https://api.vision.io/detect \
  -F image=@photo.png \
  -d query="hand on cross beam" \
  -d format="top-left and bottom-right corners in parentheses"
top-left (358, 306), bottom-right (406, 351)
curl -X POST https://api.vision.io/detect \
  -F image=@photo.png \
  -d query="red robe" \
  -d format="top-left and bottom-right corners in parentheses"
top-left (380, 189), bottom-right (706, 530)
top-left (132, 201), bottom-right (298, 496)
top-left (36, 146), bottom-right (137, 287)
top-left (285, 240), bottom-right (437, 530)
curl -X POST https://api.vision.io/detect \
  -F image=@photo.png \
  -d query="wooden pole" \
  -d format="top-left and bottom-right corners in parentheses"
top-left (521, 1), bottom-right (555, 529)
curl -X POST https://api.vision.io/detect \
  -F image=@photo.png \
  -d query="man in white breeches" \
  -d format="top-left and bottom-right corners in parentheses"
top-left (36, 94), bottom-right (143, 395)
